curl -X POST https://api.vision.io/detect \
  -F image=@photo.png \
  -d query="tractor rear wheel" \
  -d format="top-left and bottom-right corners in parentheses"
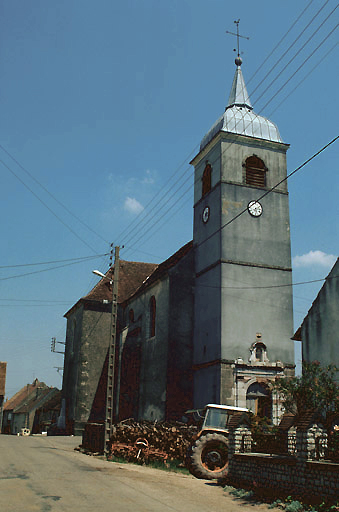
top-left (189, 433), bottom-right (229, 480)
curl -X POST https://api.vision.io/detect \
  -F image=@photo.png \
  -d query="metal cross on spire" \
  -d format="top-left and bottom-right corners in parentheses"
top-left (226, 19), bottom-right (249, 65)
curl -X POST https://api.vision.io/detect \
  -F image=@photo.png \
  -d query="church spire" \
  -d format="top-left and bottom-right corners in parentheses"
top-left (225, 20), bottom-right (252, 110)
top-left (226, 60), bottom-right (252, 110)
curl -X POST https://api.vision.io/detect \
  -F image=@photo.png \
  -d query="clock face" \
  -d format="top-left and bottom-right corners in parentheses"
top-left (248, 200), bottom-right (263, 217)
top-left (202, 205), bottom-right (210, 223)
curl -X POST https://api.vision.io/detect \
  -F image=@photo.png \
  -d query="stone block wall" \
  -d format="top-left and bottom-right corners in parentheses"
top-left (227, 421), bottom-right (339, 502)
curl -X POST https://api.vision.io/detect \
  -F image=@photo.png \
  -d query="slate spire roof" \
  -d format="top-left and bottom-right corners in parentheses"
top-left (200, 57), bottom-right (284, 150)
top-left (226, 57), bottom-right (252, 110)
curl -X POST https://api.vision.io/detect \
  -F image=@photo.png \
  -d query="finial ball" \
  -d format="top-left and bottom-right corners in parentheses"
top-left (235, 56), bottom-right (242, 66)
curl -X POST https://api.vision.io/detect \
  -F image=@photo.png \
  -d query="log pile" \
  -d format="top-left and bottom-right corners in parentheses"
top-left (108, 419), bottom-right (198, 465)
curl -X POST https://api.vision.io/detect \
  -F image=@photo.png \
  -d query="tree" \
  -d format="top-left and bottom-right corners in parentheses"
top-left (274, 361), bottom-right (339, 418)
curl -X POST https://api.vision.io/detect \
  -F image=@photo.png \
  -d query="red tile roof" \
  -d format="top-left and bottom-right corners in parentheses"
top-left (0, 362), bottom-right (6, 396)
top-left (123, 241), bottom-right (193, 303)
top-left (14, 387), bottom-right (54, 414)
top-left (64, 241), bottom-right (193, 317)
top-left (64, 260), bottom-right (157, 317)
top-left (278, 412), bottom-right (296, 431)
top-left (291, 327), bottom-right (302, 341)
top-left (294, 410), bottom-right (322, 431)
top-left (3, 379), bottom-right (47, 411)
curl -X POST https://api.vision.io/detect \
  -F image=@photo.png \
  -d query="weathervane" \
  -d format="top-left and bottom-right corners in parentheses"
top-left (226, 19), bottom-right (249, 65)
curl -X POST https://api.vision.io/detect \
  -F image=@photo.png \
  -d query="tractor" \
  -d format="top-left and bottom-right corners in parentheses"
top-left (186, 404), bottom-right (249, 480)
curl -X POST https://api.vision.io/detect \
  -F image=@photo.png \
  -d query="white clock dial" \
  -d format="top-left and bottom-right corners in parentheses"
top-left (202, 205), bottom-right (210, 223)
top-left (248, 200), bottom-right (263, 217)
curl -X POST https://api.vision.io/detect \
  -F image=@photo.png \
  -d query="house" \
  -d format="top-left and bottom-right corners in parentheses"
top-left (0, 362), bottom-right (6, 433)
top-left (294, 258), bottom-right (339, 378)
top-left (31, 389), bottom-right (62, 434)
top-left (2, 379), bottom-right (58, 435)
top-left (62, 53), bottom-right (295, 434)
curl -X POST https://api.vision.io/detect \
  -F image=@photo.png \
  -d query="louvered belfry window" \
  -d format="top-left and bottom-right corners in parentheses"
top-left (202, 163), bottom-right (212, 197)
top-left (245, 156), bottom-right (266, 188)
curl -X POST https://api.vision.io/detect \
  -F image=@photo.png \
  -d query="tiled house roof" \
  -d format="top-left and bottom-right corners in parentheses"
top-left (64, 260), bottom-right (158, 317)
top-left (294, 410), bottom-right (323, 431)
top-left (35, 389), bottom-right (62, 414)
top-left (278, 412), bottom-right (296, 431)
top-left (4, 379), bottom-right (47, 411)
top-left (123, 240), bottom-right (193, 304)
top-left (0, 362), bottom-right (6, 396)
top-left (14, 387), bottom-right (55, 414)
top-left (227, 411), bottom-right (251, 429)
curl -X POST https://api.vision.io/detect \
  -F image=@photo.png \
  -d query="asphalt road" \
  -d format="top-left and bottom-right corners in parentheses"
top-left (0, 435), bottom-right (270, 511)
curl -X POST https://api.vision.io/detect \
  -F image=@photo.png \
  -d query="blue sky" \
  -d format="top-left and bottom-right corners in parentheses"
top-left (0, 0), bottom-right (338, 398)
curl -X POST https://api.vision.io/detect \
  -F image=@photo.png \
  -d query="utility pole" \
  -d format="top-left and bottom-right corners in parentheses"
top-left (104, 245), bottom-right (120, 455)
top-left (51, 338), bottom-right (65, 354)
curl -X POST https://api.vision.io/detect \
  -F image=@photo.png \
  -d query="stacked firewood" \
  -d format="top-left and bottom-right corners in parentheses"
top-left (108, 419), bottom-right (198, 464)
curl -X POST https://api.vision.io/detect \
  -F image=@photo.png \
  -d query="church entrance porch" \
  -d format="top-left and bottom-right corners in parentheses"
top-left (246, 382), bottom-right (272, 419)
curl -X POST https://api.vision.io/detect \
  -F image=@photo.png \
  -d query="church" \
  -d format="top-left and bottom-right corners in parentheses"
top-left (61, 54), bottom-right (295, 435)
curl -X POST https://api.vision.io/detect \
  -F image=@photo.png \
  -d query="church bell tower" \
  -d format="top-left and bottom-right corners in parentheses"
top-left (191, 53), bottom-right (295, 422)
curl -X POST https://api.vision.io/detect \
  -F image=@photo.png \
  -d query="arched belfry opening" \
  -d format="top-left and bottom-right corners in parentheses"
top-left (202, 162), bottom-right (212, 197)
top-left (149, 296), bottom-right (156, 338)
top-left (244, 155), bottom-right (266, 188)
top-left (246, 382), bottom-right (272, 419)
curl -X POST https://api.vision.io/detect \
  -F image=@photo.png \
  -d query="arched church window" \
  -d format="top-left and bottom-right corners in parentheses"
top-left (68, 318), bottom-right (76, 357)
top-left (255, 343), bottom-right (265, 362)
top-left (149, 296), bottom-right (156, 337)
top-left (246, 382), bottom-right (272, 419)
top-left (245, 156), bottom-right (266, 188)
top-left (202, 162), bottom-right (212, 197)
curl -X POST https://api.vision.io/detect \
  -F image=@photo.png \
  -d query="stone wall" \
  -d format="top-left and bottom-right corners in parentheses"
top-left (227, 421), bottom-right (339, 502)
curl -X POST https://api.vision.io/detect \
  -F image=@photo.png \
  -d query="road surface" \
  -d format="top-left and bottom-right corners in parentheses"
top-left (0, 435), bottom-right (270, 511)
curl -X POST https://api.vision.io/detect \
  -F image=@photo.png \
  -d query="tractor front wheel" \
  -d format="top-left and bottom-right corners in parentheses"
top-left (189, 433), bottom-right (229, 480)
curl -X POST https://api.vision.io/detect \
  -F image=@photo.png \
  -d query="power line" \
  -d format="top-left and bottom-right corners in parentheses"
top-left (0, 299), bottom-right (71, 303)
top-left (118, 22), bottom-right (338, 252)
top-left (268, 42), bottom-right (338, 117)
top-left (250, 0), bottom-right (333, 100)
top-left (0, 253), bottom-right (109, 281)
top-left (115, 14), bottom-right (323, 249)
top-left (0, 253), bottom-right (109, 269)
top-left (198, 275), bottom-right (339, 291)
top-left (122, 172), bottom-right (193, 250)
top-left (195, 135), bottom-right (339, 250)
top-left (258, 22), bottom-right (338, 112)
top-left (1, 159), bottom-right (99, 253)
top-left (114, 145), bottom-right (199, 246)
top-left (246, 0), bottom-right (315, 86)
top-left (0, 144), bottom-right (109, 246)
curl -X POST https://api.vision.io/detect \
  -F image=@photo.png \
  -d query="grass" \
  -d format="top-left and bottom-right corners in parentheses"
top-left (223, 485), bottom-right (339, 512)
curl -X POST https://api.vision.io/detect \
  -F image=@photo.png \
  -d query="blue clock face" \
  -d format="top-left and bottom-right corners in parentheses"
top-left (248, 201), bottom-right (263, 217)
top-left (202, 206), bottom-right (210, 223)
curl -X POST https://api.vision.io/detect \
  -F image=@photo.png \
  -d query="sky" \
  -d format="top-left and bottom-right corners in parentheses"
top-left (0, 0), bottom-right (338, 399)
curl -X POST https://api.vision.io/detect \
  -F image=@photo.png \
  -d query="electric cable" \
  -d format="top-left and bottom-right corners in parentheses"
top-left (246, 0), bottom-right (315, 86)
top-left (1, 158), bottom-right (99, 253)
top-left (118, 22), bottom-right (338, 252)
top-left (250, 0), bottom-right (333, 100)
top-left (268, 41), bottom-right (338, 117)
top-left (258, 22), bottom-right (338, 112)
top-left (0, 253), bottom-right (109, 269)
top-left (198, 274), bottom-right (338, 291)
top-left (114, 145), bottom-right (199, 245)
top-left (0, 143), bottom-right (110, 246)
top-left (0, 253), bottom-right (108, 282)
top-left (195, 135), bottom-right (339, 250)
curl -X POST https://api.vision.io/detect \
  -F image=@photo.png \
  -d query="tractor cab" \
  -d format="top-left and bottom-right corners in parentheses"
top-left (201, 404), bottom-right (249, 434)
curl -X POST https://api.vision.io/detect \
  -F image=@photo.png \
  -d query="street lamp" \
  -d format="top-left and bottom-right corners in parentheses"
top-left (92, 246), bottom-right (120, 455)
top-left (92, 270), bottom-right (108, 280)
